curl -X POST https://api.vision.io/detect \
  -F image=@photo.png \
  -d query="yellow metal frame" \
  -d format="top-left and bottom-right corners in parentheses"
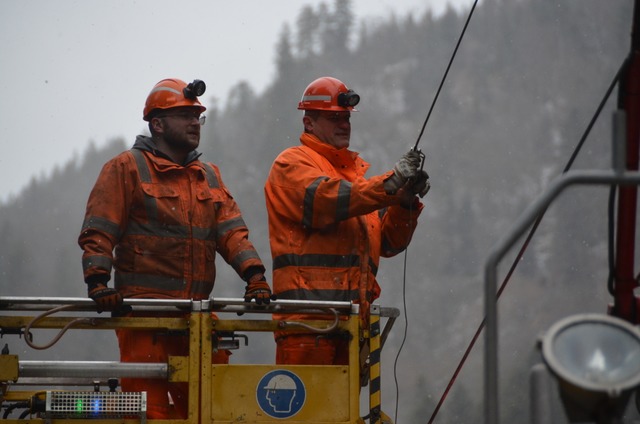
top-left (0, 300), bottom-right (390, 423)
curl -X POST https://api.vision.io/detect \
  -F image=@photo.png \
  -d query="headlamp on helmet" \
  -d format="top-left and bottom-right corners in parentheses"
top-left (183, 79), bottom-right (206, 99)
top-left (337, 90), bottom-right (360, 108)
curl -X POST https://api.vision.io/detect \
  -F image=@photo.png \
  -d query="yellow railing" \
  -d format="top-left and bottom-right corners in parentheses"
top-left (0, 297), bottom-right (397, 424)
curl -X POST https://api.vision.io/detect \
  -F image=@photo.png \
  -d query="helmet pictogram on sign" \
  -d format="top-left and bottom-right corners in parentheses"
top-left (256, 370), bottom-right (306, 418)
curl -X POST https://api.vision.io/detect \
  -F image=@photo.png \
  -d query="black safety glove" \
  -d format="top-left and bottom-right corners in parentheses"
top-left (384, 150), bottom-right (422, 194)
top-left (408, 169), bottom-right (431, 198)
top-left (88, 282), bottom-right (123, 313)
top-left (244, 273), bottom-right (276, 305)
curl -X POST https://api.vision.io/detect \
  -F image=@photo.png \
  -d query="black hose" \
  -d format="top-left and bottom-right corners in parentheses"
top-left (2, 402), bottom-right (29, 419)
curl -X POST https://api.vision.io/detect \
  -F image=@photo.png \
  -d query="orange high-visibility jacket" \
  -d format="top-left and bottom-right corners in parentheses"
top-left (265, 133), bottom-right (423, 315)
top-left (79, 136), bottom-right (265, 299)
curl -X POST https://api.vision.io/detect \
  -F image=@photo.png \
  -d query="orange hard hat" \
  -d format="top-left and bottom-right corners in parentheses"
top-left (297, 76), bottom-right (360, 112)
top-left (143, 78), bottom-right (207, 121)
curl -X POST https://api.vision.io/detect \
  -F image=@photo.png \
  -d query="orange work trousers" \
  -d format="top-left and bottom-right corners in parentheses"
top-left (116, 315), bottom-right (230, 419)
top-left (275, 334), bottom-right (350, 365)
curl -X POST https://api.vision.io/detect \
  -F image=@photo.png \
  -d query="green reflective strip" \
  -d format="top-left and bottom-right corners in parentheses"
top-left (369, 259), bottom-right (378, 276)
top-left (303, 177), bottom-right (329, 228)
top-left (125, 221), bottom-right (188, 238)
top-left (203, 163), bottom-right (220, 188)
top-left (131, 149), bottom-right (158, 222)
top-left (335, 180), bottom-right (351, 222)
top-left (124, 221), bottom-right (215, 240)
top-left (81, 216), bottom-right (121, 238)
top-left (273, 253), bottom-right (360, 270)
top-left (82, 255), bottom-right (112, 272)
top-left (277, 288), bottom-right (360, 302)
top-left (216, 217), bottom-right (247, 241)
top-left (115, 273), bottom-right (212, 295)
top-left (116, 273), bottom-right (185, 291)
top-left (131, 149), bottom-right (152, 183)
top-left (273, 253), bottom-right (378, 276)
top-left (193, 226), bottom-right (216, 240)
top-left (230, 249), bottom-right (261, 273)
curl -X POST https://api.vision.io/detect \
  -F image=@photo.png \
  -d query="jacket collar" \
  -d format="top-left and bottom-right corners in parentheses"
top-left (299, 132), bottom-right (366, 172)
top-left (132, 135), bottom-right (202, 166)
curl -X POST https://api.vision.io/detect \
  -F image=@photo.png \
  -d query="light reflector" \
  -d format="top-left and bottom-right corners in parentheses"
top-left (542, 313), bottom-right (640, 396)
top-left (45, 390), bottom-right (146, 420)
top-left (541, 313), bottom-right (640, 422)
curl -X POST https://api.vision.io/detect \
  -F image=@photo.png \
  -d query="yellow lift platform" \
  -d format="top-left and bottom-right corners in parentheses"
top-left (0, 296), bottom-right (398, 423)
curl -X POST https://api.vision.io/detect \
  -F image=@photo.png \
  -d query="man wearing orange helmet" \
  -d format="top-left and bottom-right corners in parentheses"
top-left (79, 78), bottom-right (273, 418)
top-left (265, 76), bottom-right (429, 365)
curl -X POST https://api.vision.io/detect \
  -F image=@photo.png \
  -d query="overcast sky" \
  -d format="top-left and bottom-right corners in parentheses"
top-left (0, 0), bottom-right (469, 203)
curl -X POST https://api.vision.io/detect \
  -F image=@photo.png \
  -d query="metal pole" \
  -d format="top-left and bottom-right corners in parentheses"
top-left (484, 170), bottom-right (640, 424)
top-left (19, 360), bottom-right (167, 379)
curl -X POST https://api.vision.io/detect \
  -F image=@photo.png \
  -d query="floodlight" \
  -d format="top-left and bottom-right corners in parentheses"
top-left (541, 313), bottom-right (640, 423)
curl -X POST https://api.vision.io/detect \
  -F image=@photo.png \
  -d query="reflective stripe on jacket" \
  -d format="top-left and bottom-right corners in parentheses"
top-left (265, 132), bottom-right (423, 317)
top-left (79, 135), bottom-right (264, 299)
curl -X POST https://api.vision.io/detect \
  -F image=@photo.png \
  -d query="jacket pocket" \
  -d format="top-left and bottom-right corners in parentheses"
top-left (141, 183), bottom-right (179, 198)
top-left (140, 183), bottom-right (182, 223)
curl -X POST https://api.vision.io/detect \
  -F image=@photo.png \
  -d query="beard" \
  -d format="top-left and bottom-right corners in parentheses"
top-left (163, 125), bottom-right (200, 153)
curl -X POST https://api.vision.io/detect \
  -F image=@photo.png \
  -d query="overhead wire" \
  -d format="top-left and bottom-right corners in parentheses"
top-left (413, 0), bottom-right (480, 150)
top-left (391, 1), bottom-right (479, 422)
top-left (426, 53), bottom-right (627, 424)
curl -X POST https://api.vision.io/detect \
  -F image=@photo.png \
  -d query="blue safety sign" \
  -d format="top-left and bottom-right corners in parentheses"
top-left (256, 369), bottom-right (306, 418)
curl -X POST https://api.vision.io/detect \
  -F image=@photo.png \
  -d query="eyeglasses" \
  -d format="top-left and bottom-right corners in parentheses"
top-left (157, 112), bottom-right (206, 125)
